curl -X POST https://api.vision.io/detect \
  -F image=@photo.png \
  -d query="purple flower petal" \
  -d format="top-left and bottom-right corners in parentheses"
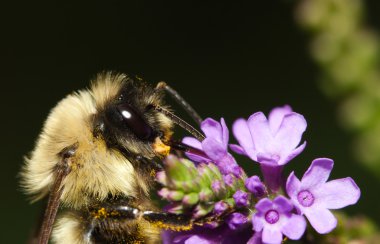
top-left (163, 224), bottom-right (253, 244)
top-left (273, 196), bottom-right (293, 213)
top-left (304, 206), bottom-right (337, 234)
top-left (220, 118), bottom-right (229, 147)
top-left (224, 158), bottom-right (243, 177)
top-left (274, 113), bottom-right (307, 154)
top-left (182, 137), bottom-right (210, 163)
top-left (262, 227), bottom-right (283, 244)
top-left (247, 112), bottom-right (272, 153)
top-left (301, 158), bottom-right (334, 189)
top-left (184, 235), bottom-right (215, 244)
top-left (278, 141), bottom-right (306, 166)
top-left (212, 154), bottom-right (241, 177)
top-left (285, 172), bottom-right (301, 204)
top-left (182, 117), bottom-right (240, 176)
top-left (229, 144), bottom-right (246, 155)
top-left (281, 214), bottom-right (306, 240)
top-left (201, 118), bottom-right (223, 143)
top-left (232, 118), bottom-right (256, 160)
top-left (256, 153), bottom-right (279, 166)
top-left (183, 136), bottom-right (202, 149)
top-left (202, 138), bottom-right (227, 161)
top-left (247, 232), bottom-right (262, 244)
top-left (315, 177), bottom-right (360, 209)
top-left (252, 214), bottom-right (264, 232)
top-left (268, 105), bottom-right (293, 134)
top-left (162, 231), bottom-right (188, 244)
top-left (255, 198), bottom-right (273, 212)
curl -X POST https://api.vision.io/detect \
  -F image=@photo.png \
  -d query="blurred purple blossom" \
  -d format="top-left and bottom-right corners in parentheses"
top-left (162, 224), bottom-right (253, 244)
top-left (286, 158), bottom-right (361, 234)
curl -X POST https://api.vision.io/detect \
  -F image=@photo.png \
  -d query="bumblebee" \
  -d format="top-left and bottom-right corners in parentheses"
top-left (21, 72), bottom-right (204, 244)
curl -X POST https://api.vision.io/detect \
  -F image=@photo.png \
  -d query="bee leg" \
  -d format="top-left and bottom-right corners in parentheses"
top-left (141, 211), bottom-right (193, 231)
top-left (90, 204), bottom-right (193, 231)
top-left (156, 82), bottom-right (203, 125)
top-left (135, 155), bottom-right (163, 171)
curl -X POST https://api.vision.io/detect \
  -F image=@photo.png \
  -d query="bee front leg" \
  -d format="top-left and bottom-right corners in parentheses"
top-left (134, 155), bottom-right (163, 171)
top-left (141, 210), bottom-right (193, 231)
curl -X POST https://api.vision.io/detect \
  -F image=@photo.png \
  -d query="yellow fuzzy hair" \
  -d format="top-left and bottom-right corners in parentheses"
top-left (52, 211), bottom-right (161, 244)
top-left (20, 73), bottom-right (141, 209)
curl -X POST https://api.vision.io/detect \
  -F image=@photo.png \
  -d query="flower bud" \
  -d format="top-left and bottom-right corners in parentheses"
top-left (156, 171), bottom-right (168, 185)
top-left (226, 212), bottom-right (248, 230)
top-left (245, 175), bottom-right (266, 198)
top-left (165, 155), bottom-right (197, 181)
top-left (233, 190), bottom-right (249, 207)
top-left (199, 188), bottom-right (213, 202)
top-left (158, 188), bottom-right (170, 198)
top-left (193, 204), bottom-right (213, 219)
top-left (164, 203), bottom-right (184, 214)
top-left (214, 201), bottom-right (228, 215)
top-left (182, 192), bottom-right (199, 206)
top-left (167, 190), bottom-right (184, 201)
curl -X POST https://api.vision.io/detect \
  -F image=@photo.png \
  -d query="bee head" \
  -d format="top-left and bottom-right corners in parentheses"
top-left (21, 72), bottom-right (173, 209)
top-left (92, 72), bottom-right (173, 159)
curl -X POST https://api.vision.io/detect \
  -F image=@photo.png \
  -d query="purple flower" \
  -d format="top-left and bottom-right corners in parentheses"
top-left (231, 105), bottom-right (306, 166)
top-left (183, 118), bottom-right (242, 176)
top-left (214, 201), bottom-right (229, 215)
top-left (162, 224), bottom-right (253, 244)
top-left (233, 190), bottom-right (249, 207)
top-left (286, 158), bottom-right (361, 234)
top-left (231, 105), bottom-right (307, 191)
top-left (252, 196), bottom-right (306, 244)
top-left (226, 212), bottom-right (248, 230)
top-left (245, 175), bottom-right (266, 198)
top-left (247, 232), bottom-right (263, 244)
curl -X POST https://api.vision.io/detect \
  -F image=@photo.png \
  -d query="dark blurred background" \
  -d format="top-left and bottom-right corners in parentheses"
top-left (1, 1), bottom-right (380, 243)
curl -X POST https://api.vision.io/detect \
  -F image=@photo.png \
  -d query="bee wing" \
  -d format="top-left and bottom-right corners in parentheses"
top-left (38, 163), bottom-right (70, 244)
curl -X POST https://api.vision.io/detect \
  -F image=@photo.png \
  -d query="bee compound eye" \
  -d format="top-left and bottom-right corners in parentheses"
top-left (116, 103), bottom-right (154, 140)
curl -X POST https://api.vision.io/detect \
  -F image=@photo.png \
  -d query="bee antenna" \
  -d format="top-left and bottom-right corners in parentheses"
top-left (153, 105), bottom-right (205, 141)
top-left (156, 82), bottom-right (203, 125)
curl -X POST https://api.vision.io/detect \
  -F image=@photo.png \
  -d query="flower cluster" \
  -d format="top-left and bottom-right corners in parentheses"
top-left (158, 106), bottom-right (360, 244)
top-left (156, 155), bottom-right (247, 220)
